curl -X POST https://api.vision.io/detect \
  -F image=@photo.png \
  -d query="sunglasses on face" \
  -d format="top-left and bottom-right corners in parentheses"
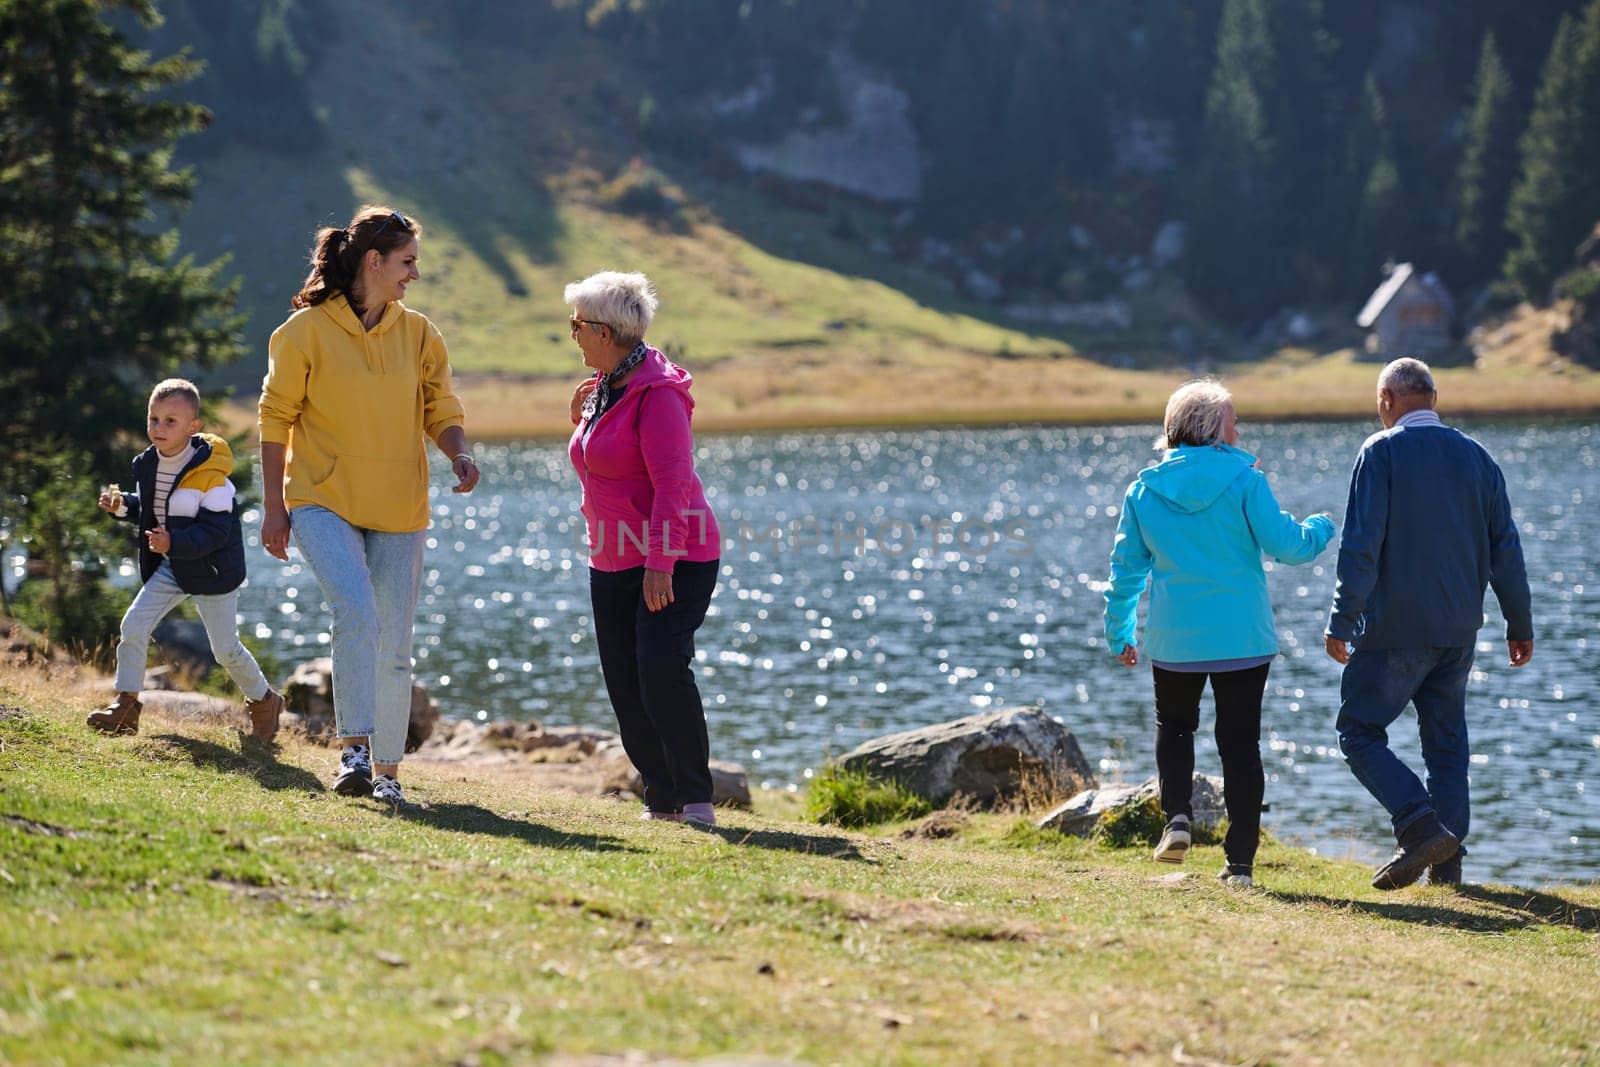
top-left (570, 317), bottom-right (609, 335)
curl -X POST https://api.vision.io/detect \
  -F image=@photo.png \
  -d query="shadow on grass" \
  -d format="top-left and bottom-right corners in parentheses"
top-left (1273, 886), bottom-right (1600, 935)
top-left (704, 824), bottom-right (876, 864)
top-left (405, 801), bottom-right (639, 854)
top-left (153, 734), bottom-right (326, 794)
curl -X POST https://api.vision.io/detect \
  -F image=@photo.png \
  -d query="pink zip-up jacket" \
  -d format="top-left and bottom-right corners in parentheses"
top-left (569, 347), bottom-right (721, 572)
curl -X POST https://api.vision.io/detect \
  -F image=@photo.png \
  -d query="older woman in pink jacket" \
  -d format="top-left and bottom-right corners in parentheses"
top-left (566, 272), bottom-right (722, 825)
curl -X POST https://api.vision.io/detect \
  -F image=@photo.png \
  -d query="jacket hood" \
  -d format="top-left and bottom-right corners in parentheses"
top-left (191, 433), bottom-right (234, 478)
top-left (319, 293), bottom-right (405, 337)
top-left (628, 346), bottom-right (694, 400)
top-left (1136, 443), bottom-right (1257, 514)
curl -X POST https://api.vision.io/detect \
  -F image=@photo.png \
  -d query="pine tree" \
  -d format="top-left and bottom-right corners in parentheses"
top-left (1345, 76), bottom-right (1409, 294)
top-left (1503, 2), bottom-right (1600, 299)
top-left (1184, 0), bottom-right (1285, 321)
top-left (0, 0), bottom-right (243, 636)
top-left (1453, 32), bottom-right (1520, 287)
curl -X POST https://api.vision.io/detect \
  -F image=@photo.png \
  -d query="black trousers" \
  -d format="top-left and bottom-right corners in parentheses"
top-left (1152, 662), bottom-right (1271, 869)
top-left (589, 560), bottom-right (719, 812)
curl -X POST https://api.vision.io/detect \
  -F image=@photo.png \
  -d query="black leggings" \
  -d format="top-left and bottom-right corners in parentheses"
top-left (1152, 662), bottom-right (1271, 869)
top-left (590, 560), bottom-right (719, 812)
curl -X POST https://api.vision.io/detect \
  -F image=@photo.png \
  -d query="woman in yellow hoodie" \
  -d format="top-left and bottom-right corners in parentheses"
top-left (259, 205), bottom-right (479, 805)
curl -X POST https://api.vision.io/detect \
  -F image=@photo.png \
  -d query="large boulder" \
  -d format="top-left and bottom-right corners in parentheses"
top-left (1036, 774), bottom-right (1226, 837)
top-left (282, 657), bottom-right (437, 752)
top-left (838, 706), bottom-right (1096, 808)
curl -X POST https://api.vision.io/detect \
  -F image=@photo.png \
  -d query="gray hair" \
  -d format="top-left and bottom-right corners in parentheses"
top-left (563, 271), bottom-right (658, 348)
top-left (1158, 379), bottom-right (1233, 450)
top-left (1379, 357), bottom-right (1436, 398)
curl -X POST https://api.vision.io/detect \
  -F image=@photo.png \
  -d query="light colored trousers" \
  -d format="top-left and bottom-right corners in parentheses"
top-left (115, 560), bottom-right (270, 700)
top-left (290, 504), bottom-right (426, 765)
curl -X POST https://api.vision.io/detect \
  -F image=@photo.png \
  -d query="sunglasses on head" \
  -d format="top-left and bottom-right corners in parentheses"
top-left (371, 211), bottom-right (412, 239)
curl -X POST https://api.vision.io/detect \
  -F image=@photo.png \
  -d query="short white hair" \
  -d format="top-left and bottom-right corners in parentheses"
top-left (1379, 357), bottom-right (1436, 398)
top-left (1159, 379), bottom-right (1233, 450)
top-left (563, 271), bottom-right (658, 347)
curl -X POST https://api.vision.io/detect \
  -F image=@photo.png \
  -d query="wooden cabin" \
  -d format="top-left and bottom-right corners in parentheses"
top-left (1356, 263), bottom-right (1454, 358)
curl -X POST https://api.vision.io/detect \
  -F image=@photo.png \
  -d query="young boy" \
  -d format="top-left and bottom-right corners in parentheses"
top-left (91, 378), bottom-right (284, 740)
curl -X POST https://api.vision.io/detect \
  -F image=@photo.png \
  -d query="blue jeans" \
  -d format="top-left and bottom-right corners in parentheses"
top-left (115, 560), bottom-right (270, 699)
top-left (290, 505), bottom-right (426, 765)
top-left (1336, 646), bottom-right (1474, 842)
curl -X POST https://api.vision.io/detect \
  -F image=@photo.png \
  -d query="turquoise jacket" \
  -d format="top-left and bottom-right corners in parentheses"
top-left (1104, 444), bottom-right (1336, 663)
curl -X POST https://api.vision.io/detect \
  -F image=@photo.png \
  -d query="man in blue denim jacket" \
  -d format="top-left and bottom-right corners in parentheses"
top-left (1324, 358), bottom-right (1534, 890)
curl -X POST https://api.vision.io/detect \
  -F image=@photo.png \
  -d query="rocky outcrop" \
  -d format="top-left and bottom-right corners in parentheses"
top-left (282, 657), bottom-right (438, 753)
top-left (734, 49), bottom-right (921, 203)
top-left (1036, 774), bottom-right (1226, 836)
top-left (839, 706), bottom-right (1096, 808)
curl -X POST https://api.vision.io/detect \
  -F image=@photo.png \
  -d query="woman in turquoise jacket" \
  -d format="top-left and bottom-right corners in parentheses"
top-left (1104, 380), bottom-right (1335, 888)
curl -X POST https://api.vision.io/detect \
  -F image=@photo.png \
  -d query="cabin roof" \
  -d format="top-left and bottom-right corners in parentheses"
top-left (1356, 263), bottom-right (1454, 328)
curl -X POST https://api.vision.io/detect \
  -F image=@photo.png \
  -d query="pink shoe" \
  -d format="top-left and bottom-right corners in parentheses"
top-left (682, 802), bottom-right (716, 826)
top-left (641, 809), bottom-right (685, 823)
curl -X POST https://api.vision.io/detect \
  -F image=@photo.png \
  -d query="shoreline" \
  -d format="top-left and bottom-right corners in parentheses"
top-left (222, 375), bottom-right (1600, 443)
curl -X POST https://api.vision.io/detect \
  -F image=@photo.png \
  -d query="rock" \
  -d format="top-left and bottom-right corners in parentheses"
top-left (1150, 220), bottom-right (1187, 266)
top-left (710, 759), bottom-right (752, 808)
top-left (734, 48), bottom-right (921, 203)
top-left (151, 616), bottom-right (214, 675)
top-left (1036, 774), bottom-right (1226, 836)
top-left (1003, 300), bottom-right (1131, 331)
top-left (964, 269), bottom-right (1003, 303)
top-left (590, 742), bottom-right (752, 809)
top-left (1285, 311), bottom-right (1317, 342)
top-left (1121, 267), bottom-right (1155, 293)
top-left (281, 656), bottom-right (438, 752)
top-left (839, 706), bottom-right (1096, 809)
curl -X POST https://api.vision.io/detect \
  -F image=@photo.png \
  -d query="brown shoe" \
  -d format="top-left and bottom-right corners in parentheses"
top-left (244, 688), bottom-right (284, 743)
top-left (87, 692), bottom-right (142, 735)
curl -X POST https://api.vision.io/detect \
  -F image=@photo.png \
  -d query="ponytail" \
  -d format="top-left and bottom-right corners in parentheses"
top-left (292, 226), bottom-right (356, 309)
top-left (291, 205), bottom-right (421, 311)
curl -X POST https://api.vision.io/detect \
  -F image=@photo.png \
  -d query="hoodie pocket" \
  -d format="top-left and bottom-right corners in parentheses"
top-left (312, 454), bottom-right (425, 528)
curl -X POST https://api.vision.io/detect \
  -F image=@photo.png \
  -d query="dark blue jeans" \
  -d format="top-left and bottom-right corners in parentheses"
top-left (590, 560), bottom-right (719, 812)
top-left (1336, 645), bottom-right (1474, 842)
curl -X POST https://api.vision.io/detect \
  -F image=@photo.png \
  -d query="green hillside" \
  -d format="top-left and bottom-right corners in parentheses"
top-left (131, 0), bottom-right (1600, 430)
top-left (166, 0), bottom-right (1089, 393)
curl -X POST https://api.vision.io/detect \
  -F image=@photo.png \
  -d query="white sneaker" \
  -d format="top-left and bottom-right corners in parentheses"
top-left (1153, 816), bottom-right (1191, 864)
top-left (372, 774), bottom-right (405, 806)
top-left (1218, 867), bottom-right (1254, 889)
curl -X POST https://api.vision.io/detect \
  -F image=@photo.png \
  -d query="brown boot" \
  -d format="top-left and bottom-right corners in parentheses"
top-left (244, 688), bottom-right (284, 743)
top-left (87, 692), bottom-right (142, 735)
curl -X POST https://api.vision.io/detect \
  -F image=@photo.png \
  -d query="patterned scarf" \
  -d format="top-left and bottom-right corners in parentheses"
top-left (582, 342), bottom-right (649, 422)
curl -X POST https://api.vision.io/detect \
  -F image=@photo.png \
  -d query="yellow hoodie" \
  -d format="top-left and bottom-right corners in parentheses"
top-left (259, 294), bottom-right (465, 533)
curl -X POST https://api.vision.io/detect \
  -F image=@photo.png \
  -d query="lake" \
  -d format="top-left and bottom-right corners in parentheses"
top-left (232, 419), bottom-right (1598, 885)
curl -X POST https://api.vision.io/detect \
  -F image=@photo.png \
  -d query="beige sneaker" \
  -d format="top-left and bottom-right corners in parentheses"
top-left (1153, 815), bottom-right (1191, 864)
top-left (87, 692), bottom-right (142, 736)
top-left (244, 688), bottom-right (284, 743)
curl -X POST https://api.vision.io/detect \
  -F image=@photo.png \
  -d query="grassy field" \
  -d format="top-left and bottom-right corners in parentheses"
top-left (3, 667), bottom-right (1598, 1065)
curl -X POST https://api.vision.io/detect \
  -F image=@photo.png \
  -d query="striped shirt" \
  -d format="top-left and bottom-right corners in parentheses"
top-left (153, 443), bottom-right (195, 527)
